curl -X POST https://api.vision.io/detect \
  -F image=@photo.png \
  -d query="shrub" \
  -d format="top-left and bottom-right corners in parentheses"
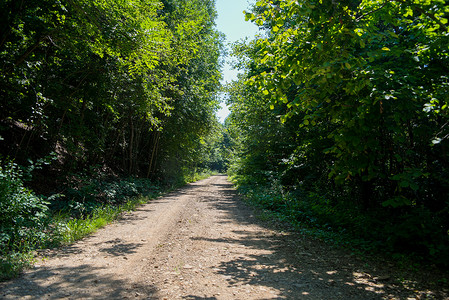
top-left (0, 159), bottom-right (51, 252)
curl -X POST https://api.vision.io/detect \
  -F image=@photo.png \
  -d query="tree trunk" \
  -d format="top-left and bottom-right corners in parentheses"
top-left (147, 131), bottom-right (160, 178)
top-left (360, 178), bottom-right (373, 211)
top-left (128, 116), bottom-right (134, 175)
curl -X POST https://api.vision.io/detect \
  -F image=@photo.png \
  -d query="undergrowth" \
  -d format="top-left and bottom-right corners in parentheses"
top-left (185, 170), bottom-right (219, 183)
top-left (230, 174), bottom-right (449, 275)
top-left (53, 196), bottom-right (149, 244)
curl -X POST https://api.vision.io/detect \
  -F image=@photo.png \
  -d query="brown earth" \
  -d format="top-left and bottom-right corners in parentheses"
top-left (0, 175), bottom-right (447, 299)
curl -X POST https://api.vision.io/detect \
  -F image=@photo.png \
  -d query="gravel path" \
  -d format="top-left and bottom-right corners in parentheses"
top-left (0, 175), bottom-right (447, 299)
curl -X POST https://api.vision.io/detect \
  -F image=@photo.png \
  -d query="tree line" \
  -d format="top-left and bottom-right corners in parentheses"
top-left (225, 0), bottom-right (449, 266)
top-left (0, 0), bottom-right (224, 180)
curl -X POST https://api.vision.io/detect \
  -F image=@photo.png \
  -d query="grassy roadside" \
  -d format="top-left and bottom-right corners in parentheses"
top-left (229, 176), bottom-right (449, 290)
top-left (1, 190), bottom-right (161, 281)
top-left (0, 170), bottom-right (217, 281)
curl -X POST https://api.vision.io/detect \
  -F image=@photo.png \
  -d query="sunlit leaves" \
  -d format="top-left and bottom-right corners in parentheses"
top-left (233, 0), bottom-right (449, 209)
top-left (0, 0), bottom-right (223, 180)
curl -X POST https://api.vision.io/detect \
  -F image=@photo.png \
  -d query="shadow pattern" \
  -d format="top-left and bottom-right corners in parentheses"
top-left (0, 264), bottom-right (156, 299)
top-left (184, 175), bottom-right (428, 299)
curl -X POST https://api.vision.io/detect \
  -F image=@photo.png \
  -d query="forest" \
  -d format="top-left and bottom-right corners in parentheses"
top-left (1, 0), bottom-right (448, 280)
top-left (226, 0), bottom-right (449, 270)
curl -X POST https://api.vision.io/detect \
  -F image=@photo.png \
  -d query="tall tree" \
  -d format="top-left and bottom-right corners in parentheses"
top-left (0, 0), bottom-right (224, 180)
top-left (227, 0), bottom-right (449, 264)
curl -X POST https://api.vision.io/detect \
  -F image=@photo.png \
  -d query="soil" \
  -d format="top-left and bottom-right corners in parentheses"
top-left (0, 175), bottom-right (447, 299)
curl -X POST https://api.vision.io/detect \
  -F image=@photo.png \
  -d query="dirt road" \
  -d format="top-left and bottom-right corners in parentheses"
top-left (0, 175), bottom-right (446, 299)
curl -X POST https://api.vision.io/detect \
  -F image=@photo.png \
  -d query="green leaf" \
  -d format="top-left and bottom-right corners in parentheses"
top-left (382, 196), bottom-right (411, 208)
top-left (244, 12), bottom-right (255, 21)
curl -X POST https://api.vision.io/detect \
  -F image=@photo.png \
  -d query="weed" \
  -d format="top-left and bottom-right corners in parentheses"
top-left (0, 251), bottom-right (35, 281)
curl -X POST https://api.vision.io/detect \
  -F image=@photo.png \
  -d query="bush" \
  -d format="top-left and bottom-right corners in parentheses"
top-left (232, 174), bottom-right (449, 268)
top-left (0, 158), bottom-right (53, 279)
top-left (64, 174), bottom-right (162, 208)
top-left (0, 159), bottom-right (51, 252)
top-left (0, 251), bottom-right (35, 281)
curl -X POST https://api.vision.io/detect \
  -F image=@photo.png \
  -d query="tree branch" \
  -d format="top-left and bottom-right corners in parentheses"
top-left (356, 1), bottom-right (389, 22)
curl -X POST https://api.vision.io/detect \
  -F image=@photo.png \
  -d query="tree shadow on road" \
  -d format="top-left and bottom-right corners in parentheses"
top-left (192, 176), bottom-right (441, 300)
top-left (96, 238), bottom-right (144, 256)
top-left (0, 264), bottom-right (156, 299)
top-left (182, 297), bottom-right (217, 300)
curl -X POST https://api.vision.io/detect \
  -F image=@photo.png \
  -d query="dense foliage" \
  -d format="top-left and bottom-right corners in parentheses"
top-left (227, 0), bottom-right (449, 266)
top-left (0, 0), bottom-right (223, 179)
top-left (0, 159), bottom-right (50, 252)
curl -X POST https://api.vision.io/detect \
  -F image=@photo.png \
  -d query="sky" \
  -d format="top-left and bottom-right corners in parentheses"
top-left (214, 0), bottom-right (259, 123)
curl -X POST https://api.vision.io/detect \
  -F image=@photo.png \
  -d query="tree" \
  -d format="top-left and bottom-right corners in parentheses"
top-left (245, 0), bottom-right (449, 208)
top-left (227, 0), bottom-right (449, 265)
top-left (0, 0), bottom-right (224, 180)
top-left (155, 0), bottom-right (224, 180)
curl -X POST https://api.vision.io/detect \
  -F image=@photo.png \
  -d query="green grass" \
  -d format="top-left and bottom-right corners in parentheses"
top-left (58, 170), bottom-right (217, 245)
top-left (0, 195), bottom-right (152, 281)
top-left (185, 170), bottom-right (218, 183)
top-left (58, 195), bottom-right (150, 244)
